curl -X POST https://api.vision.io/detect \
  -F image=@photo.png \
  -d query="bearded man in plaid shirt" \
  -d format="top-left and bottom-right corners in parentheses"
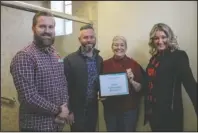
top-left (10, 11), bottom-right (69, 132)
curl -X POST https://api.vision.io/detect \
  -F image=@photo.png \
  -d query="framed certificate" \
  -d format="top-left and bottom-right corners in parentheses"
top-left (99, 72), bottom-right (129, 97)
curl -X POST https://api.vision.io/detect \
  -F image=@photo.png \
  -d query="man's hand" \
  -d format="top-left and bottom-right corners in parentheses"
top-left (99, 97), bottom-right (107, 101)
top-left (66, 112), bottom-right (75, 125)
top-left (58, 103), bottom-right (69, 119)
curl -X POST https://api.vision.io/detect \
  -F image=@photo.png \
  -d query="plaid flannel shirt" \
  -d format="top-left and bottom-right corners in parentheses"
top-left (10, 42), bottom-right (69, 131)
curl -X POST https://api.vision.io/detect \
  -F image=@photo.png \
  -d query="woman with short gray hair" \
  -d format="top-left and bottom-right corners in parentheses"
top-left (101, 35), bottom-right (145, 131)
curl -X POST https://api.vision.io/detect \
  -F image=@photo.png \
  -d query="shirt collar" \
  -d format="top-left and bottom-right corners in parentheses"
top-left (33, 41), bottom-right (55, 54)
top-left (112, 55), bottom-right (128, 62)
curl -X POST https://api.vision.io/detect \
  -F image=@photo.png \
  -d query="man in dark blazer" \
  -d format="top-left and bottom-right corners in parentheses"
top-left (63, 24), bottom-right (103, 131)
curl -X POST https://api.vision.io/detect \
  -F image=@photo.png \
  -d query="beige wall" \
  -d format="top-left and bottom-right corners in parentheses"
top-left (97, 1), bottom-right (197, 131)
top-left (1, 1), bottom-right (49, 131)
top-left (54, 1), bottom-right (98, 58)
top-left (1, 1), bottom-right (97, 131)
top-left (1, 1), bottom-right (197, 132)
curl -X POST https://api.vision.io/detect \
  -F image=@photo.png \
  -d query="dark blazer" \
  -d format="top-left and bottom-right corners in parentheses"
top-left (144, 49), bottom-right (197, 130)
top-left (63, 47), bottom-right (103, 114)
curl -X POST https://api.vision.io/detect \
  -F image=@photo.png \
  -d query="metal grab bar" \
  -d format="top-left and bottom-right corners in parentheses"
top-left (1, 1), bottom-right (92, 24)
top-left (1, 96), bottom-right (16, 105)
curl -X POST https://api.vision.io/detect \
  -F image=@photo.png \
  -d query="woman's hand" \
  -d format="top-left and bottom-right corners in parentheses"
top-left (126, 68), bottom-right (134, 80)
top-left (126, 68), bottom-right (141, 92)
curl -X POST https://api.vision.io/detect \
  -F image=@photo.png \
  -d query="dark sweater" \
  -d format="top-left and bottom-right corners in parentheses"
top-left (102, 55), bottom-right (145, 112)
top-left (144, 49), bottom-right (197, 130)
top-left (63, 47), bottom-right (103, 113)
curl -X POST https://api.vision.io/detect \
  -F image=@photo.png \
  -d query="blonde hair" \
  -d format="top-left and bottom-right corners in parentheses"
top-left (148, 23), bottom-right (179, 55)
top-left (112, 35), bottom-right (127, 48)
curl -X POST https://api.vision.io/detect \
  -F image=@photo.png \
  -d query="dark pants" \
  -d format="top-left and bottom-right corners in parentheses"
top-left (150, 109), bottom-right (183, 132)
top-left (20, 128), bottom-right (59, 132)
top-left (104, 109), bottom-right (138, 132)
top-left (20, 128), bottom-right (35, 132)
top-left (71, 101), bottom-right (98, 132)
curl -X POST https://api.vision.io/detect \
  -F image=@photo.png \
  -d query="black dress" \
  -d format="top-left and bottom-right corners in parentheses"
top-left (144, 49), bottom-right (197, 131)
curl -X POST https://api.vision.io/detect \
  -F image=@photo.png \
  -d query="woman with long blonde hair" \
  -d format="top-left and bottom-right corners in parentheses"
top-left (144, 23), bottom-right (197, 131)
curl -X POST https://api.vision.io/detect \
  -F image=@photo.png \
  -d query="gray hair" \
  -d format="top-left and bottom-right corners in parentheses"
top-left (148, 23), bottom-right (179, 55)
top-left (112, 35), bottom-right (127, 48)
top-left (80, 24), bottom-right (94, 31)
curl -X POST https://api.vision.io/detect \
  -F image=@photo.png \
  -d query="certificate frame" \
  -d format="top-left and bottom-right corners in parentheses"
top-left (99, 72), bottom-right (129, 97)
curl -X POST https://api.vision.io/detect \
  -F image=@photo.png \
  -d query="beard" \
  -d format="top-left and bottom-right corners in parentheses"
top-left (82, 43), bottom-right (95, 53)
top-left (34, 33), bottom-right (55, 48)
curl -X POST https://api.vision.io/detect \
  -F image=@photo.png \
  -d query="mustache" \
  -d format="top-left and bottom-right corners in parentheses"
top-left (41, 33), bottom-right (52, 37)
top-left (85, 44), bottom-right (93, 46)
top-left (83, 43), bottom-right (95, 47)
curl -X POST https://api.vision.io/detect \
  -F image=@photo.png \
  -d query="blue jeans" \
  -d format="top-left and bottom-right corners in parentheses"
top-left (104, 109), bottom-right (138, 132)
